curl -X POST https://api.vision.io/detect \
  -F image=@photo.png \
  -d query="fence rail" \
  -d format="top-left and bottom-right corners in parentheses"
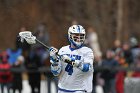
top-left (0, 66), bottom-right (140, 73)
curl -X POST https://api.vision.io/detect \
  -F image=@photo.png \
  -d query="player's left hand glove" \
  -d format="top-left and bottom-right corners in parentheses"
top-left (60, 55), bottom-right (81, 67)
top-left (61, 55), bottom-right (91, 72)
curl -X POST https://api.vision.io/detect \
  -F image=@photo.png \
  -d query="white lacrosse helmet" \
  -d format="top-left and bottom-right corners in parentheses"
top-left (68, 25), bottom-right (86, 47)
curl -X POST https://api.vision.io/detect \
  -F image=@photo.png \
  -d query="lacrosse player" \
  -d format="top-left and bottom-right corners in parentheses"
top-left (50, 25), bottom-right (94, 93)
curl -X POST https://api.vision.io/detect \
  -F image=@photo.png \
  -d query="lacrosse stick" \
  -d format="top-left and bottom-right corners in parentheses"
top-left (18, 31), bottom-right (75, 65)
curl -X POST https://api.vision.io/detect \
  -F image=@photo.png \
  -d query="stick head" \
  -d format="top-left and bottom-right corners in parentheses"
top-left (19, 31), bottom-right (36, 44)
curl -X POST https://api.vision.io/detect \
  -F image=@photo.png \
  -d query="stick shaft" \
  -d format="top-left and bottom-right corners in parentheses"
top-left (35, 39), bottom-right (50, 50)
top-left (35, 38), bottom-right (74, 65)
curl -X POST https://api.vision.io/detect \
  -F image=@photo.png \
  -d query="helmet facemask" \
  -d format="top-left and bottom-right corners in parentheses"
top-left (68, 25), bottom-right (86, 47)
top-left (70, 33), bottom-right (85, 46)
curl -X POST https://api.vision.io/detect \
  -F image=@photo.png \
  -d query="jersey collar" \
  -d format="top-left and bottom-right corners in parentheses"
top-left (69, 45), bottom-right (83, 51)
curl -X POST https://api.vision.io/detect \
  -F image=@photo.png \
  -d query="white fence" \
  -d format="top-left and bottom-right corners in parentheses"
top-left (124, 77), bottom-right (140, 93)
top-left (0, 80), bottom-right (57, 93)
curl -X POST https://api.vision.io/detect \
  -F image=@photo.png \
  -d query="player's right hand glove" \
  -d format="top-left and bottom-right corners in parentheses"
top-left (49, 47), bottom-right (59, 63)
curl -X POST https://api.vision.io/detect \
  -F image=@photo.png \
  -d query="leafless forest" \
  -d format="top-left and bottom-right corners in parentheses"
top-left (0, 0), bottom-right (140, 53)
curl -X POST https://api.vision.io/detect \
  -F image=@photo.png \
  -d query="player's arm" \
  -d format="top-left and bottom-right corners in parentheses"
top-left (49, 47), bottom-right (62, 76)
top-left (61, 49), bottom-right (94, 72)
top-left (78, 50), bottom-right (94, 72)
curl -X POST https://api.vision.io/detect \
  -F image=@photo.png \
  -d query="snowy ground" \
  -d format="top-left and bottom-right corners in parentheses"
top-left (0, 80), bottom-right (57, 93)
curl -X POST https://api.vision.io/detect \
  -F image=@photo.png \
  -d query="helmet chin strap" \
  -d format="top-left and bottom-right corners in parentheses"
top-left (71, 41), bottom-right (83, 49)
